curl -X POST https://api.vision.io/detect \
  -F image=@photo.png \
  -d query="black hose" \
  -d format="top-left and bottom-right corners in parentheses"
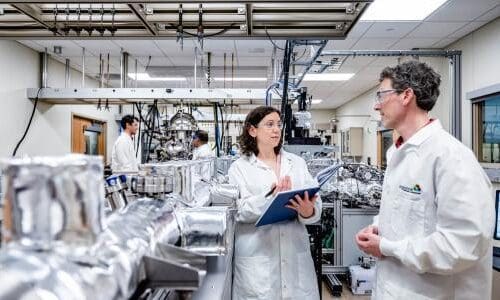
top-left (12, 88), bottom-right (42, 156)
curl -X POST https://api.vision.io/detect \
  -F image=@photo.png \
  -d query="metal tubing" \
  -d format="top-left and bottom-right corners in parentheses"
top-left (40, 48), bottom-right (48, 88)
top-left (81, 47), bottom-right (85, 87)
top-left (65, 58), bottom-right (70, 88)
top-left (121, 51), bottom-right (129, 88)
top-left (194, 47), bottom-right (197, 89)
top-left (450, 53), bottom-right (462, 140)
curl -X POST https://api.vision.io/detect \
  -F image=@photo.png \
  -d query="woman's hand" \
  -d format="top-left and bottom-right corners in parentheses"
top-left (286, 191), bottom-right (317, 218)
top-left (271, 176), bottom-right (292, 196)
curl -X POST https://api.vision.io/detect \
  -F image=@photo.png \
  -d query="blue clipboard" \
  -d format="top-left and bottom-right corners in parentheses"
top-left (255, 186), bottom-right (320, 227)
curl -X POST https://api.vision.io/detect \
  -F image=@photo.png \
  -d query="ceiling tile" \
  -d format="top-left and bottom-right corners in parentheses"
top-left (363, 21), bottom-right (420, 38)
top-left (432, 37), bottom-right (460, 48)
top-left (112, 40), bottom-right (164, 56)
top-left (199, 39), bottom-right (236, 52)
top-left (476, 4), bottom-right (500, 22)
top-left (407, 22), bottom-right (469, 38)
top-left (234, 56), bottom-right (271, 67)
top-left (449, 21), bottom-right (488, 38)
top-left (426, 0), bottom-right (498, 22)
top-left (72, 40), bottom-right (122, 56)
top-left (234, 40), bottom-right (278, 57)
top-left (350, 38), bottom-right (398, 50)
top-left (389, 37), bottom-right (443, 49)
top-left (324, 38), bottom-right (359, 50)
top-left (17, 40), bottom-right (45, 53)
top-left (345, 21), bottom-right (373, 38)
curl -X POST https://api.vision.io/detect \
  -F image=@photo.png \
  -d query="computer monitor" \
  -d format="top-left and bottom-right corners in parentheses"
top-left (495, 190), bottom-right (500, 240)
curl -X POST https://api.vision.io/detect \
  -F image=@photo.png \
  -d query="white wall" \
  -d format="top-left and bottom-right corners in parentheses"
top-left (0, 41), bottom-right (121, 163)
top-left (335, 86), bottom-right (379, 163)
top-left (334, 57), bottom-right (453, 164)
top-left (448, 17), bottom-right (500, 148)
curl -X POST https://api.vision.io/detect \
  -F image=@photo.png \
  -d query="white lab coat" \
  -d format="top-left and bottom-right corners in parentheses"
top-left (228, 151), bottom-right (321, 300)
top-left (192, 143), bottom-right (214, 160)
top-left (111, 132), bottom-right (139, 173)
top-left (372, 120), bottom-right (494, 300)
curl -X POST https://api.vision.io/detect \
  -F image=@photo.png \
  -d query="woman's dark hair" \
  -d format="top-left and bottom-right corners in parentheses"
top-left (379, 60), bottom-right (441, 111)
top-left (239, 106), bottom-right (282, 156)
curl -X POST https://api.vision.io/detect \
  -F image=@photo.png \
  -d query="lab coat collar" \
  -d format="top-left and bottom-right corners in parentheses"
top-left (401, 119), bottom-right (442, 148)
top-left (246, 150), bottom-right (293, 176)
top-left (120, 131), bottom-right (133, 140)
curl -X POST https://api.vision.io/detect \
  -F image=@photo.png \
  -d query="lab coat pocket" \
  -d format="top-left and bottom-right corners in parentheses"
top-left (298, 252), bottom-right (319, 297)
top-left (390, 190), bottom-right (425, 237)
top-left (233, 256), bottom-right (271, 299)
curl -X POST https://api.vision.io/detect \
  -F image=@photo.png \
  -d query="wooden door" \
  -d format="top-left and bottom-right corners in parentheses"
top-left (71, 114), bottom-right (107, 163)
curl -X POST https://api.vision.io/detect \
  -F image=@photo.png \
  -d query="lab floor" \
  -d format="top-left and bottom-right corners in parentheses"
top-left (321, 281), bottom-right (370, 300)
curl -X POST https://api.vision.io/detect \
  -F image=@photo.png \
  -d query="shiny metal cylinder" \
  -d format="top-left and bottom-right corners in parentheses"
top-left (1, 155), bottom-right (105, 249)
top-left (172, 162), bottom-right (195, 204)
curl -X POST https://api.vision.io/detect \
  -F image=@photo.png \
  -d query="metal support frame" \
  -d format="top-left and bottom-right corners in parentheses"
top-left (65, 58), bottom-right (70, 88)
top-left (81, 47), bottom-right (85, 87)
top-left (40, 48), bottom-right (48, 88)
top-left (245, 3), bottom-right (252, 36)
top-left (2, 0), bottom-right (373, 3)
top-left (11, 4), bottom-right (60, 34)
top-left (128, 3), bottom-right (157, 36)
top-left (27, 88), bottom-right (270, 104)
top-left (450, 53), bottom-right (462, 140)
top-left (320, 49), bottom-right (463, 140)
top-left (3, 1), bottom-right (372, 39)
top-left (292, 40), bottom-right (328, 87)
top-left (120, 51), bottom-right (129, 88)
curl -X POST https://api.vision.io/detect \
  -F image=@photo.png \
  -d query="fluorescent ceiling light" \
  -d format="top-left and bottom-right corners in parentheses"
top-left (128, 73), bottom-right (186, 81)
top-left (301, 73), bottom-right (354, 81)
top-left (361, 0), bottom-right (447, 21)
top-left (311, 99), bottom-right (323, 104)
top-left (212, 77), bottom-right (267, 82)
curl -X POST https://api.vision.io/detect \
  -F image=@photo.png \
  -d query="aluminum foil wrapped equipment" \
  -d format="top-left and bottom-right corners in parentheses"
top-left (0, 154), bottom-right (236, 300)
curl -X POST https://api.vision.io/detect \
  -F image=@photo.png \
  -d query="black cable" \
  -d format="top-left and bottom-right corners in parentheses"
top-left (167, 23), bottom-right (236, 38)
top-left (135, 103), bottom-right (141, 157)
top-left (265, 27), bottom-right (285, 51)
top-left (218, 103), bottom-right (225, 153)
top-left (12, 88), bottom-right (42, 156)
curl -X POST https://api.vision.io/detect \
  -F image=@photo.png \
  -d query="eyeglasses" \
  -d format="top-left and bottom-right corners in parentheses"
top-left (256, 121), bottom-right (283, 130)
top-left (375, 89), bottom-right (401, 104)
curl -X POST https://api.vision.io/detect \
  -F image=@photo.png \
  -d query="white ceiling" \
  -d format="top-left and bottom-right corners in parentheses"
top-left (17, 0), bottom-right (500, 109)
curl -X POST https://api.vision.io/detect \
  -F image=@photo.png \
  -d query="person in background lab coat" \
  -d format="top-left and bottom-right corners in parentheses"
top-left (355, 61), bottom-right (494, 299)
top-left (111, 115), bottom-right (139, 173)
top-left (228, 106), bottom-right (321, 300)
top-left (191, 130), bottom-right (214, 160)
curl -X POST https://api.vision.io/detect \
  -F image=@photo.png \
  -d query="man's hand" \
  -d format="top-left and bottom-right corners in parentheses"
top-left (355, 226), bottom-right (382, 258)
top-left (286, 191), bottom-right (317, 218)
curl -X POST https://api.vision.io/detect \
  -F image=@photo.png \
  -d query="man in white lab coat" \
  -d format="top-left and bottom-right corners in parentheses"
top-left (111, 115), bottom-right (139, 173)
top-left (355, 61), bottom-right (494, 299)
top-left (191, 130), bottom-right (214, 160)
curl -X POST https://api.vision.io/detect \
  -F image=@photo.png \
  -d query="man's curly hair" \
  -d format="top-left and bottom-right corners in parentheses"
top-left (380, 60), bottom-right (441, 111)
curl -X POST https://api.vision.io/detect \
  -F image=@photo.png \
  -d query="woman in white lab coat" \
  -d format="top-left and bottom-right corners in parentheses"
top-left (228, 106), bottom-right (321, 300)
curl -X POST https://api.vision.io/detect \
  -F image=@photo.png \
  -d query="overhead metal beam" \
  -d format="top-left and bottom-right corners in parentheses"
top-left (245, 3), bottom-right (252, 36)
top-left (321, 50), bottom-right (462, 57)
top-left (2, 1), bottom-right (372, 4)
top-left (128, 4), bottom-right (157, 36)
top-left (10, 4), bottom-right (60, 34)
top-left (27, 88), bottom-right (270, 101)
